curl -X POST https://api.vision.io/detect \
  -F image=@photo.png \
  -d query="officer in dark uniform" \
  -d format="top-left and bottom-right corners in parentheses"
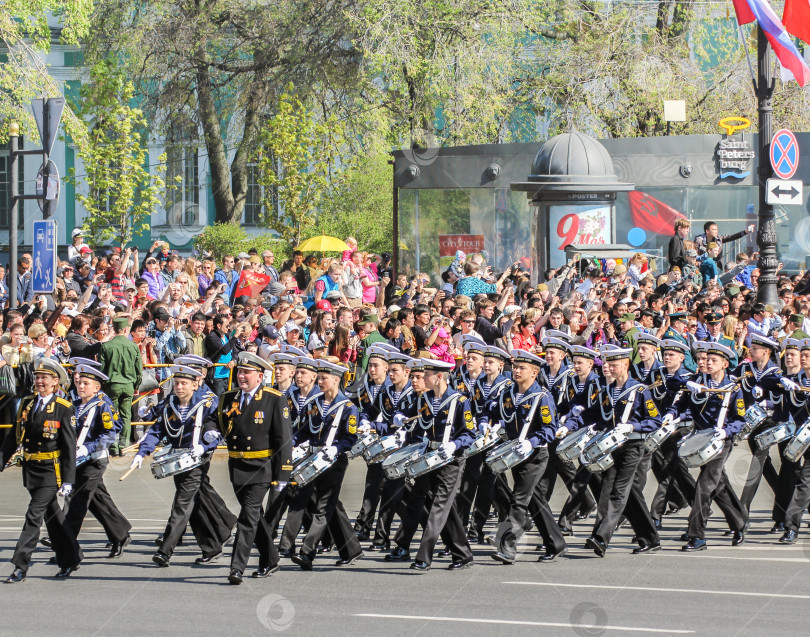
top-left (489, 349), bottom-right (567, 564)
top-left (350, 343), bottom-right (392, 541)
top-left (131, 365), bottom-right (222, 568)
top-left (386, 359), bottom-right (475, 572)
top-left (668, 341), bottom-right (748, 550)
top-left (64, 365), bottom-right (132, 558)
top-left (570, 346), bottom-right (661, 557)
top-left (170, 355), bottom-right (237, 563)
top-left (556, 345), bottom-right (603, 533)
top-left (288, 359), bottom-right (363, 570)
top-left (215, 351), bottom-right (292, 584)
top-left (662, 312), bottom-right (697, 372)
top-left (1, 358), bottom-right (83, 582)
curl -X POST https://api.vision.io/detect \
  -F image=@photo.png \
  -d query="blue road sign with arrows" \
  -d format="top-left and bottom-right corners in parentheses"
top-left (32, 220), bottom-right (57, 294)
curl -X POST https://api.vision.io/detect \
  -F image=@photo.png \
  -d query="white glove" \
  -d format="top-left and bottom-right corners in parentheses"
top-left (130, 455), bottom-right (143, 470)
top-left (440, 441), bottom-right (456, 458)
top-left (478, 421), bottom-right (490, 435)
top-left (686, 381), bottom-right (704, 394)
top-left (394, 428), bottom-right (406, 444)
top-left (556, 425), bottom-right (569, 439)
top-left (58, 483), bottom-right (73, 497)
top-left (715, 428), bottom-right (728, 440)
top-left (782, 378), bottom-right (802, 392)
top-left (76, 444), bottom-right (89, 458)
top-left (292, 446), bottom-right (307, 462)
top-left (661, 413), bottom-right (673, 425)
top-left (359, 419), bottom-right (372, 434)
top-left (617, 422), bottom-right (635, 435)
top-left (324, 445), bottom-right (338, 460)
top-left (192, 443), bottom-right (205, 458)
top-left (203, 430), bottom-right (220, 444)
top-left (518, 440), bottom-right (533, 456)
top-left (570, 405), bottom-right (584, 417)
top-left (275, 481), bottom-right (288, 492)
top-left (393, 413), bottom-right (406, 428)
top-left (489, 421), bottom-right (502, 434)
top-left (138, 404), bottom-right (150, 418)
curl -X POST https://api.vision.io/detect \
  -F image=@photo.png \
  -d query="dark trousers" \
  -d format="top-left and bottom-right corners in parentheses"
top-left (230, 481), bottom-right (277, 573)
top-left (784, 449), bottom-right (810, 532)
top-left (159, 463), bottom-right (209, 557)
top-left (772, 440), bottom-right (800, 524)
top-left (592, 441), bottom-right (659, 548)
top-left (649, 433), bottom-right (695, 519)
top-left (559, 465), bottom-right (603, 529)
top-left (739, 425), bottom-right (780, 511)
top-left (502, 448), bottom-right (563, 557)
top-left (13, 485), bottom-right (82, 572)
top-left (540, 441), bottom-right (591, 509)
top-left (373, 476), bottom-right (407, 545)
top-left (395, 458), bottom-right (473, 566)
top-left (189, 473), bottom-right (237, 556)
top-left (354, 462), bottom-right (386, 535)
top-left (65, 459), bottom-right (131, 543)
top-left (456, 452), bottom-right (485, 529)
top-left (298, 455), bottom-right (361, 560)
top-left (687, 439), bottom-right (748, 539)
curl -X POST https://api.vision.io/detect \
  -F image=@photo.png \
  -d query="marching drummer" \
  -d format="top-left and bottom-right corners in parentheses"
top-left (63, 365), bottom-right (132, 558)
top-left (269, 351), bottom-right (297, 395)
top-left (779, 338), bottom-right (810, 544)
top-left (735, 334), bottom-right (789, 519)
top-left (630, 333), bottom-right (665, 385)
top-left (668, 342), bottom-right (748, 551)
top-left (556, 345), bottom-right (602, 534)
top-left (367, 350), bottom-right (416, 552)
top-left (352, 343), bottom-right (392, 543)
top-left (169, 355), bottom-right (238, 565)
top-left (285, 359), bottom-right (363, 571)
top-left (576, 346), bottom-right (662, 557)
top-left (0, 359), bottom-right (83, 583)
top-left (458, 341), bottom-right (511, 545)
top-left (489, 349), bottom-right (567, 564)
top-left (452, 335), bottom-right (486, 400)
top-left (214, 351), bottom-right (292, 584)
top-left (385, 359), bottom-right (475, 572)
top-left (648, 339), bottom-right (696, 530)
top-left (131, 365), bottom-right (222, 568)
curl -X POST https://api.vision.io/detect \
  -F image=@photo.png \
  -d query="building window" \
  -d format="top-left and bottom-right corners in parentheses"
top-left (244, 163), bottom-right (278, 226)
top-left (166, 144), bottom-right (199, 226)
top-left (0, 147), bottom-right (25, 229)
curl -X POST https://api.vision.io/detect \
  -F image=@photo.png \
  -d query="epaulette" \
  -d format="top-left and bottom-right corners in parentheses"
top-left (264, 387), bottom-right (282, 396)
top-left (55, 397), bottom-right (72, 408)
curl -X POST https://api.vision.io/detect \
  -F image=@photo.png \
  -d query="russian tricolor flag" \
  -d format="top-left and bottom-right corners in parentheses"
top-left (733, 0), bottom-right (810, 87)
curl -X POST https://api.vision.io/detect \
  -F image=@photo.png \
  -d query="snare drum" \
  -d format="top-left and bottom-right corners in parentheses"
top-left (485, 440), bottom-right (530, 474)
top-left (557, 428), bottom-right (594, 463)
top-left (644, 420), bottom-right (680, 453)
top-left (464, 430), bottom-right (500, 458)
top-left (151, 449), bottom-right (203, 479)
top-left (347, 432), bottom-right (379, 460)
top-left (291, 451), bottom-right (335, 486)
top-left (754, 422), bottom-right (796, 452)
top-left (405, 447), bottom-right (455, 478)
top-left (580, 451), bottom-right (614, 473)
top-left (784, 421), bottom-right (810, 462)
top-left (678, 430), bottom-right (724, 468)
top-left (382, 442), bottom-right (426, 480)
top-left (581, 428), bottom-right (627, 465)
top-left (738, 403), bottom-right (771, 441)
top-left (364, 434), bottom-right (403, 464)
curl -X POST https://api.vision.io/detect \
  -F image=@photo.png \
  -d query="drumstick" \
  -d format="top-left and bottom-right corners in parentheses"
top-left (270, 481), bottom-right (299, 486)
top-left (119, 467), bottom-right (137, 481)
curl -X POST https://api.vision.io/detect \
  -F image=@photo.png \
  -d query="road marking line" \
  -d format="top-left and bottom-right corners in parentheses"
top-left (503, 581), bottom-right (810, 599)
top-left (354, 613), bottom-right (693, 634)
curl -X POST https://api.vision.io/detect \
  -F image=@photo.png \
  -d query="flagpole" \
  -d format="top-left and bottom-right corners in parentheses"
top-left (755, 24), bottom-right (778, 306)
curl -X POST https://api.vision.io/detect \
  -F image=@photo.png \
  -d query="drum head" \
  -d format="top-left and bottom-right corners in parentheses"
top-left (679, 430), bottom-right (716, 455)
top-left (559, 428), bottom-right (590, 451)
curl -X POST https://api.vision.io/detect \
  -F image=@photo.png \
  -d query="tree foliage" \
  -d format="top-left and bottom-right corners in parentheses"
top-left (70, 58), bottom-right (165, 247)
top-left (193, 222), bottom-right (290, 264)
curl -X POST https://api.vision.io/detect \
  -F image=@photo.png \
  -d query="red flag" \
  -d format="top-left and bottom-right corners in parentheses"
top-left (733, 0), bottom-right (756, 23)
top-left (784, 0), bottom-right (810, 45)
top-left (234, 270), bottom-right (271, 298)
top-left (628, 191), bottom-right (686, 235)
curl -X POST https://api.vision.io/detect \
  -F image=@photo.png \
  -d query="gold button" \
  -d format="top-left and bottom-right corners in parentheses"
top-left (246, 446), bottom-right (251, 451)
top-left (247, 436), bottom-right (251, 440)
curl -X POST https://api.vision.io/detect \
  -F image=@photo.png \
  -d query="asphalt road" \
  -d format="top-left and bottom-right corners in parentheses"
top-left (1, 446), bottom-right (809, 637)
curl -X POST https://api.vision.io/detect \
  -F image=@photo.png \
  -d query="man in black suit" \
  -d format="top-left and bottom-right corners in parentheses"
top-left (215, 351), bottom-right (293, 585)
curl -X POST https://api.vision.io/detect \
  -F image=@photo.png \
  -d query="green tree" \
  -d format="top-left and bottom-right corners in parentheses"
top-left (256, 91), bottom-right (347, 249)
top-left (70, 58), bottom-right (165, 246)
top-left (194, 223), bottom-right (291, 264)
top-left (0, 0), bottom-right (92, 143)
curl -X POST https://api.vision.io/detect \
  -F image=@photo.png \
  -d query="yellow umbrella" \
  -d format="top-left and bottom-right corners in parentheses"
top-left (297, 235), bottom-right (349, 253)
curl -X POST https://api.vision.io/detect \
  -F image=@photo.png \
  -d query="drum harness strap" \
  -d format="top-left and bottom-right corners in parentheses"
top-left (76, 403), bottom-right (98, 448)
top-left (518, 393), bottom-right (543, 443)
top-left (415, 393), bottom-right (460, 449)
top-left (713, 388), bottom-right (733, 437)
top-left (321, 399), bottom-right (350, 448)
